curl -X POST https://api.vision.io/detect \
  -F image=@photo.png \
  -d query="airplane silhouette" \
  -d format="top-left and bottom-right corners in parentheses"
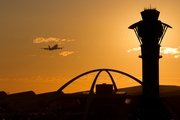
top-left (40, 44), bottom-right (63, 50)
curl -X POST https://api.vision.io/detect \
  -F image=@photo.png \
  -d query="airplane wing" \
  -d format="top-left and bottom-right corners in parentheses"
top-left (52, 44), bottom-right (63, 50)
top-left (52, 44), bottom-right (58, 49)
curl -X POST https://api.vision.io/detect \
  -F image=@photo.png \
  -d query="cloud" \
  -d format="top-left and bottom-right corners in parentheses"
top-left (33, 37), bottom-right (75, 44)
top-left (127, 47), bottom-right (141, 52)
top-left (59, 51), bottom-right (74, 56)
top-left (33, 37), bottom-right (60, 43)
top-left (128, 46), bottom-right (180, 58)
top-left (160, 47), bottom-right (180, 58)
top-left (160, 47), bottom-right (180, 55)
top-left (175, 55), bottom-right (180, 58)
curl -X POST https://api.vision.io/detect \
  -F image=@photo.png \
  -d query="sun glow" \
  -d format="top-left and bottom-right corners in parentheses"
top-left (128, 46), bottom-right (180, 58)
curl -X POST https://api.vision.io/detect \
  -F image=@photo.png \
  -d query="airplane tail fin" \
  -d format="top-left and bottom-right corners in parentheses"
top-left (48, 45), bottom-right (50, 49)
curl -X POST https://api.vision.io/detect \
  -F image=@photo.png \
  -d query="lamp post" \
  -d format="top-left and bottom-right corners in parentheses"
top-left (129, 8), bottom-right (172, 97)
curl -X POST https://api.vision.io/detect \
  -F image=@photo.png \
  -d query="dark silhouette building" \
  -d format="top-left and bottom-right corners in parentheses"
top-left (129, 8), bottom-right (172, 97)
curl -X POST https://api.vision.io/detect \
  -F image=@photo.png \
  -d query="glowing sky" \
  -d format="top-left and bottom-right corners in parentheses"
top-left (1, 0), bottom-right (180, 94)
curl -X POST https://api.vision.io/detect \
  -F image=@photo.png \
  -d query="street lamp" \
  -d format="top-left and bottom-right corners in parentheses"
top-left (129, 8), bottom-right (172, 97)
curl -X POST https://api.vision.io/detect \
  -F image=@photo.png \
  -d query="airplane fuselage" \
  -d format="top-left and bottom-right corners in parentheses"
top-left (40, 44), bottom-right (63, 51)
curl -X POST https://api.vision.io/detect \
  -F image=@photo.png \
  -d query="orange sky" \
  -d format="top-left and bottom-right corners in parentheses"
top-left (1, 0), bottom-right (180, 94)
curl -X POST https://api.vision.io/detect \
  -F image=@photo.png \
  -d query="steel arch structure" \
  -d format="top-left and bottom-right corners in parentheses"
top-left (37, 69), bottom-right (143, 119)
top-left (56, 68), bottom-right (143, 93)
top-left (36, 68), bottom-right (178, 120)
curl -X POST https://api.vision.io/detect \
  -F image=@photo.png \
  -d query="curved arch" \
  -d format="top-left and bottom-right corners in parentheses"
top-left (89, 70), bottom-right (102, 94)
top-left (36, 69), bottom-right (179, 120)
top-left (105, 70), bottom-right (118, 91)
top-left (36, 68), bottom-right (143, 119)
top-left (56, 68), bottom-right (142, 94)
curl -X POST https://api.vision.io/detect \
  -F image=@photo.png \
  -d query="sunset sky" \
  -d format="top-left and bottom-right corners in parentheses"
top-left (1, 0), bottom-right (180, 94)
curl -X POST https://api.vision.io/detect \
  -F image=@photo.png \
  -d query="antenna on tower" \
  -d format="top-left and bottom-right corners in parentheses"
top-left (150, 4), bottom-right (151, 9)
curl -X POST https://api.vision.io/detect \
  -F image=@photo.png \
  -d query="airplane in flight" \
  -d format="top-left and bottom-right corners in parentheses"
top-left (40, 44), bottom-right (63, 50)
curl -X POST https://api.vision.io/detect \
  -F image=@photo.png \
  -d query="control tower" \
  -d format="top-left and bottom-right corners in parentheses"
top-left (129, 8), bottom-right (172, 97)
